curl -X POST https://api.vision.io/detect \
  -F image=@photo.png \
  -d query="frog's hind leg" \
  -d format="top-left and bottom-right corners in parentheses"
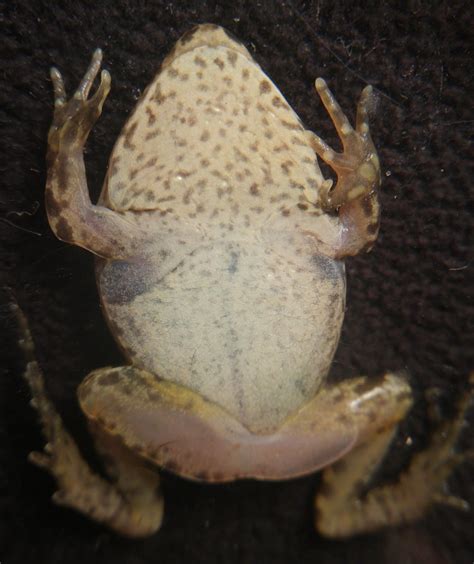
top-left (315, 374), bottom-right (474, 538)
top-left (16, 305), bottom-right (163, 537)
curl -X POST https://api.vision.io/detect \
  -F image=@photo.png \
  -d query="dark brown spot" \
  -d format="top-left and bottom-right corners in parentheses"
top-left (200, 130), bottom-right (210, 142)
top-left (109, 156), bottom-right (120, 177)
top-left (45, 191), bottom-right (62, 218)
top-left (55, 217), bottom-right (73, 241)
top-left (123, 121), bottom-right (138, 150)
top-left (272, 96), bottom-right (286, 109)
top-left (200, 158), bottom-right (210, 168)
top-left (367, 222), bottom-right (379, 235)
top-left (249, 183), bottom-right (259, 196)
top-left (280, 161), bottom-right (293, 175)
top-left (281, 208), bottom-right (290, 216)
top-left (129, 169), bottom-right (138, 180)
top-left (183, 188), bottom-right (194, 204)
top-left (270, 192), bottom-right (290, 203)
top-left (361, 195), bottom-right (373, 217)
top-left (280, 119), bottom-right (301, 131)
top-left (227, 51), bottom-right (237, 67)
top-left (290, 135), bottom-right (305, 146)
top-left (213, 57), bottom-right (224, 70)
top-left (194, 55), bottom-right (207, 68)
top-left (152, 83), bottom-right (166, 104)
top-left (167, 67), bottom-right (178, 78)
top-left (144, 156), bottom-right (158, 169)
top-left (242, 68), bottom-right (249, 80)
top-left (260, 80), bottom-right (271, 94)
top-left (234, 148), bottom-right (249, 162)
top-left (146, 107), bottom-right (156, 126)
top-left (211, 169), bottom-right (224, 179)
top-left (180, 73), bottom-right (189, 81)
top-left (297, 203), bottom-right (308, 210)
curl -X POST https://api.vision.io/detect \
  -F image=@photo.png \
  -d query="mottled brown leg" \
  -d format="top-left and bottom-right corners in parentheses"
top-left (308, 79), bottom-right (382, 258)
top-left (16, 305), bottom-right (163, 537)
top-left (46, 50), bottom-right (139, 259)
top-left (316, 375), bottom-right (474, 538)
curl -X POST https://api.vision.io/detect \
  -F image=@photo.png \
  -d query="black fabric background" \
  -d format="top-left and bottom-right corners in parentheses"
top-left (1, 2), bottom-right (473, 563)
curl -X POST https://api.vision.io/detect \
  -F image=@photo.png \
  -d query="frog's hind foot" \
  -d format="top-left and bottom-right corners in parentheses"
top-left (408, 374), bottom-right (474, 512)
top-left (15, 304), bottom-right (163, 537)
top-left (315, 373), bottom-right (474, 538)
top-left (308, 79), bottom-right (382, 258)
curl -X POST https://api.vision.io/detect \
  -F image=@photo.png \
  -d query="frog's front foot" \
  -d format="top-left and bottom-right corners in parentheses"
top-left (308, 79), bottom-right (382, 258)
top-left (48, 49), bottom-right (111, 156)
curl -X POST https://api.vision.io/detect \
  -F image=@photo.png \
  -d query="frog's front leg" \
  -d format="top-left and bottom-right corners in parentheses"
top-left (315, 374), bottom-right (474, 538)
top-left (17, 307), bottom-right (163, 537)
top-left (307, 79), bottom-right (382, 258)
top-left (46, 50), bottom-right (139, 260)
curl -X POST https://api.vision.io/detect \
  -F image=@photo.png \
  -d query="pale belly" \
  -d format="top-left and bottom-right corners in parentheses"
top-left (97, 240), bottom-right (345, 432)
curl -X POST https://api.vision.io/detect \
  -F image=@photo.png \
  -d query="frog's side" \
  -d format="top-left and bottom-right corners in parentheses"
top-left (23, 24), bottom-right (472, 538)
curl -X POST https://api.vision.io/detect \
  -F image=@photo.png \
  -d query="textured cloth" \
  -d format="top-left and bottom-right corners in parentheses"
top-left (2, 2), bottom-right (473, 563)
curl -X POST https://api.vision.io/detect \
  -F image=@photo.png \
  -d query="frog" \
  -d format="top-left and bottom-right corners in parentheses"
top-left (20, 24), bottom-right (473, 538)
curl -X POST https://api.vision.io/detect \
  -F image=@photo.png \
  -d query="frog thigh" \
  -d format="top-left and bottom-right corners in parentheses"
top-left (78, 367), bottom-right (362, 482)
top-left (315, 374), bottom-right (474, 538)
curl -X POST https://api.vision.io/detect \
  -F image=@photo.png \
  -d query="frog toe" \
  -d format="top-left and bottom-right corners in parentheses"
top-left (48, 49), bottom-right (111, 150)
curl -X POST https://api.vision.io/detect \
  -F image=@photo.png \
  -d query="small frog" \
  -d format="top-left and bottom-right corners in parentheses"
top-left (21, 24), bottom-right (472, 538)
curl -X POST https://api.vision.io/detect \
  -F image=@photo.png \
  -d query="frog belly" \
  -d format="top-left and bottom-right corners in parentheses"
top-left (98, 241), bottom-right (345, 432)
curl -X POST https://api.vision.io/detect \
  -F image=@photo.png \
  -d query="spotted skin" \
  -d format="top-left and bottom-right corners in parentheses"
top-left (23, 24), bottom-right (473, 538)
top-left (103, 25), bottom-right (326, 222)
